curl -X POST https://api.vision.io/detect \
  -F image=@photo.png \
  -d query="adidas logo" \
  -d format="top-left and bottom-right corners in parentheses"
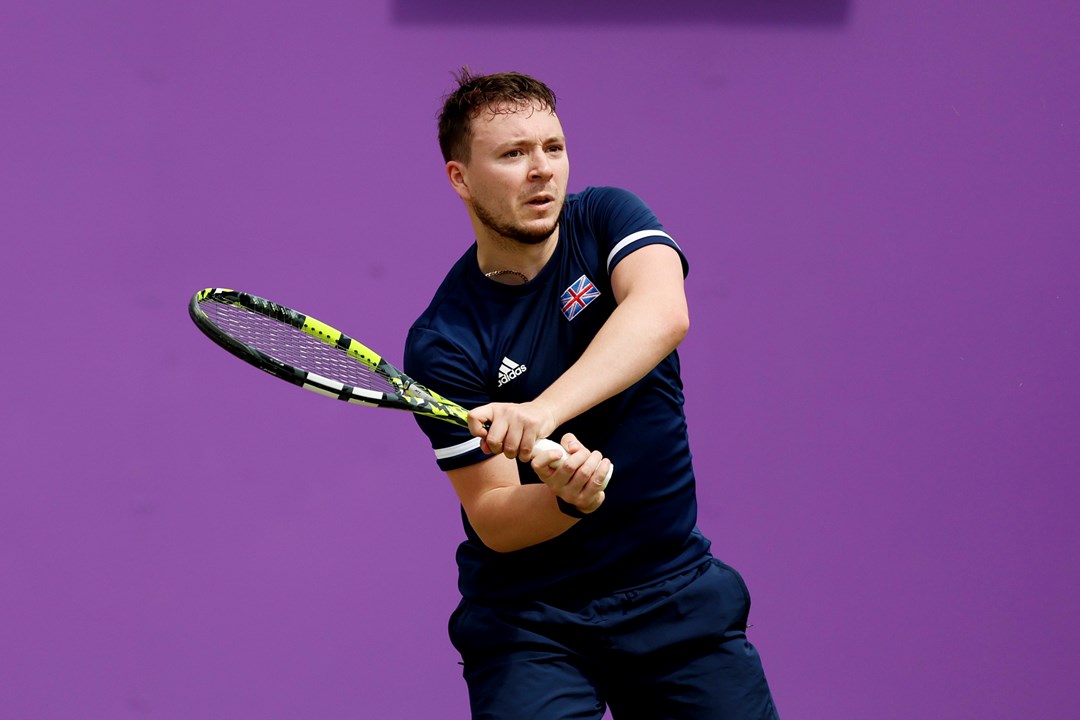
top-left (497, 356), bottom-right (527, 387)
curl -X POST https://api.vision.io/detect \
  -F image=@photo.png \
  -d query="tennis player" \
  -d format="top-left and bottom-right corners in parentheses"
top-left (404, 69), bottom-right (779, 719)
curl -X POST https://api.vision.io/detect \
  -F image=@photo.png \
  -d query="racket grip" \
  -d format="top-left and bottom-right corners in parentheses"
top-left (533, 438), bottom-right (566, 466)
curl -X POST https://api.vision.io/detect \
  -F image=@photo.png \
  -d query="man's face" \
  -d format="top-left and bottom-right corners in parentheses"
top-left (448, 102), bottom-right (569, 245)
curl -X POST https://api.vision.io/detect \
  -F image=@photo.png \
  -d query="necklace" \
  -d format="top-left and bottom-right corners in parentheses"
top-left (484, 269), bottom-right (530, 284)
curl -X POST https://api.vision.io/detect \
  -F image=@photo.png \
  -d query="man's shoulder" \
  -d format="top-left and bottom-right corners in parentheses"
top-left (405, 250), bottom-right (476, 358)
top-left (565, 186), bottom-right (655, 224)
top-left (404, 293), bottom-right (479, 381)
top-left (567, 185), bottom-right (641, 206)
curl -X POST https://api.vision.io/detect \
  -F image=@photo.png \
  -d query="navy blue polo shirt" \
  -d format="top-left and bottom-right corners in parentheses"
top-left (404, 186), bottom-right (711, 601)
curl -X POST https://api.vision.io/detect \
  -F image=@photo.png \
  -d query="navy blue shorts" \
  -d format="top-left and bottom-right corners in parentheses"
top-left (448, 557), bottom-right (779, 720)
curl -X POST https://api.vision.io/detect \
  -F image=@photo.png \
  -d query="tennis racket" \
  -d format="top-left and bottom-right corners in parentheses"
top-left (189, 288), bottom-right (611, 485)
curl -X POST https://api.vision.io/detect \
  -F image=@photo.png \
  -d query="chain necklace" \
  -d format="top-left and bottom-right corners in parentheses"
top-left (484, 269), bottom-right (530, 284)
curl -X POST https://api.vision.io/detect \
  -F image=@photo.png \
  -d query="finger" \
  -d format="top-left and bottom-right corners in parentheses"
top-left (530, 452), bottom-right (560, 481)
top-left (466, 407), bottom-right (492, 439)
top-left (547, 448), bottom-right (591, 497)
top-left (569, 451), bottom-right (608, 498)
top-left (516, 434), bottom-right (538, 463)
top-left (555, 435), bottom-right (612, 490)
top-left (484, 423), bottom-right (506, 456)
top-left (532, 438), bottom-right (567, 468)
top-left (506, 428), bottom-right (546, 462)
top-left (589, 459), bottom-right (614, 490)
top-left (532, 445), bottom-right (575, 488)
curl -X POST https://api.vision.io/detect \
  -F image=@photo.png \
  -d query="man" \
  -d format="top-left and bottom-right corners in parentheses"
top-left (404, 69), bottom-right (778, 719)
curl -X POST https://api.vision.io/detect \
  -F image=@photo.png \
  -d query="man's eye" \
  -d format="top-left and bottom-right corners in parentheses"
top-left (547, 146), bottom-right (564, 154)
top-left (504, 150), bottom-right (523, 158)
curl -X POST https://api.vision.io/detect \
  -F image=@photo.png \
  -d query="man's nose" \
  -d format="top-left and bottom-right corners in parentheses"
top-left (528, 149), bottom-right (552, 180)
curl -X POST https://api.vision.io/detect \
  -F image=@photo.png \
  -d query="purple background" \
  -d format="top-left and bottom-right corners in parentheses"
top-left (3, 1), bottom-right (1078, 717)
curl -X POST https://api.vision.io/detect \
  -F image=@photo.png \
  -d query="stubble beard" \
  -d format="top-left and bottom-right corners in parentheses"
top-left (472, 198), bottom-right (561, 246)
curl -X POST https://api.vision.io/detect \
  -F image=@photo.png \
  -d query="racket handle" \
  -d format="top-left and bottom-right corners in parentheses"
top-left (533, 438), bottom-right (613, 489)
top-left (533, 438), bottom-right (566, 465)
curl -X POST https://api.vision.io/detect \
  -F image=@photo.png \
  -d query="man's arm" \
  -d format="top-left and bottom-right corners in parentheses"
top-left (446, 433), bottom-right (611, 553)
top-left (469, 243), bottom-right (689, 460)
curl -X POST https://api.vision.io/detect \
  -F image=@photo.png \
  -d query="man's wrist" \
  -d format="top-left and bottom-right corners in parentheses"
top-left (556, 496), bottom-right (588, 519)
top-left (528, 396), bottom-right (562, 438)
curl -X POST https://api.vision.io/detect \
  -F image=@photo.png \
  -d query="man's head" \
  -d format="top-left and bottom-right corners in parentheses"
top-left (438, 69), bottom-right (558, 165)
top-left (439, 69), bottom-right (569, 247)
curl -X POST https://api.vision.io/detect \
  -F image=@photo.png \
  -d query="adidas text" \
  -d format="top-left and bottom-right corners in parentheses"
top-left (497, 357), bottom-right (528, 387)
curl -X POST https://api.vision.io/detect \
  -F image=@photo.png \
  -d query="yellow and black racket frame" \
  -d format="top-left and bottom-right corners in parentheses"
top-left (189, 288), bottom-right (470, 427)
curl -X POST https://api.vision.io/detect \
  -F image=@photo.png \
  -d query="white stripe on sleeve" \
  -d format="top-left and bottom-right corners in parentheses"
top-left (434, 436), bottom-right (483, 460)
top-left (606, 229), bottom-right (679, 274)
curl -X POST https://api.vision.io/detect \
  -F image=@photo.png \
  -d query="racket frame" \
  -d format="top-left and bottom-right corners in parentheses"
top-left (189, 288), bottom-right (470, 427)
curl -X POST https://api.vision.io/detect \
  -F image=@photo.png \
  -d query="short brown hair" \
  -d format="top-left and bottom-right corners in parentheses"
top-left (437, 69), bottom-right (558, 164)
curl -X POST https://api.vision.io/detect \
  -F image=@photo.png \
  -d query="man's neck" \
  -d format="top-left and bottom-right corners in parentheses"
top-left (476, 227), bottom-right (560, 281)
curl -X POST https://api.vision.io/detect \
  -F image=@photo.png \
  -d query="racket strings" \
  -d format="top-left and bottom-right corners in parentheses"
top-left (200, 300), bottom-right (395, 394)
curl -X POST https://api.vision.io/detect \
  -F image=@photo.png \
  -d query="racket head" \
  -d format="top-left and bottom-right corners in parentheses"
top-left (189, 288), bottom-right (470, 426)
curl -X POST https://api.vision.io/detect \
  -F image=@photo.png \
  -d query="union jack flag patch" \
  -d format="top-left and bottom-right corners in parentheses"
top-left (560, 274), bottom-right (601, 321)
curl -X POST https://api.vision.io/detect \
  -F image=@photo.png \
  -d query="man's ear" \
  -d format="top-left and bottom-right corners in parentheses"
top-left (446, 161), bottom-right (470, 201)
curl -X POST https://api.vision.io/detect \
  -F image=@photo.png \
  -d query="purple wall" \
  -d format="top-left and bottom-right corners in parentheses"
top-left (4, 1), bottom-right (1078, 717)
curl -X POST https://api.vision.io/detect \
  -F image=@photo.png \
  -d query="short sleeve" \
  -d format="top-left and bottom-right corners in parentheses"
top-left (403, 326), bottom-right (493, 471)
top-left (578, 187), bottom-right (689, 277)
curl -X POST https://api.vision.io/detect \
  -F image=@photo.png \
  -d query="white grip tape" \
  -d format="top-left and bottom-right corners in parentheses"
top-left (532, 438), bottom-right (566, 466)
